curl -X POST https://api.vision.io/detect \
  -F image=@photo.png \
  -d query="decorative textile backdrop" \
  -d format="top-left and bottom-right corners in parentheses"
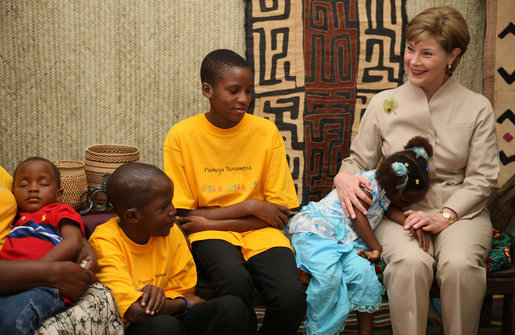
top-left (246, 0), bottom-right (406, 205)
top-left (484, 0), bottom-right (515, 187)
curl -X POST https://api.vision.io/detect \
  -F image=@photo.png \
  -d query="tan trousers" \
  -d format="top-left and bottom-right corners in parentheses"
top-left (374, 210), bottom-right (492, 335)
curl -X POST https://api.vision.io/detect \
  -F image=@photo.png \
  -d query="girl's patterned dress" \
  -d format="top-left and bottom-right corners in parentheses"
top-left (288, 170), bottom-right (388, 335)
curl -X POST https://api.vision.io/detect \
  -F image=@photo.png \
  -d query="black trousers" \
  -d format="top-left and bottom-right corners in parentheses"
top-left (125, 295), bottom-right (253, 335)
top-left (192, 240), bottom-right (306, 335)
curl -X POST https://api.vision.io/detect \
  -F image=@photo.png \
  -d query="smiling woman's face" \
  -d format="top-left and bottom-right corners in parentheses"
top-left (404, 37), bottom-right (459, 99)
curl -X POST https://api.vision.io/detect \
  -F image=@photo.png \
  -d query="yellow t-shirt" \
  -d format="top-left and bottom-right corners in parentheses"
top-left (163, 113), bottom-right (299, 259)
top-left (0, 165), bottom-right (16, 248)
top-left (89, 218), bottom-right (197, 326)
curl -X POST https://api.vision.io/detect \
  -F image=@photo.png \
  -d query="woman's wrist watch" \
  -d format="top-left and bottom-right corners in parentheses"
top-left (440, 209), bottom-right (456, 225)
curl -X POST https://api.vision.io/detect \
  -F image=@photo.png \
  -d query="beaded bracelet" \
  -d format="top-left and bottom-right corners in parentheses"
top-left (174, 296), bottom-right (190, 318)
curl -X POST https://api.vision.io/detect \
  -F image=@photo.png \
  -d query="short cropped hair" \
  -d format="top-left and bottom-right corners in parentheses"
top-left (13, 157), bottom-right (61, 189)
top-left (106, 162), bottom-right (170, 214)
top-left (200, 49), bottom-right (250, 86)
top-left (405, 6), bottom-right (470, 75)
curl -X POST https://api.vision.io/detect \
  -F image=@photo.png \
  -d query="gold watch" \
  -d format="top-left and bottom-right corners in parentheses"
top-left (440, 210), bottom-right (456, 225)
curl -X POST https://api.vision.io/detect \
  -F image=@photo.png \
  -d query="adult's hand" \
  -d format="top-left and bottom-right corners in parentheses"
top-left (75, 238), bottom-right (98, 273)
top-left (334, 171), bottom-right (373, 219)
top-left (403, 210), bottom-right (450, 235)
top-left (48, 261), bottom-right (96, 302)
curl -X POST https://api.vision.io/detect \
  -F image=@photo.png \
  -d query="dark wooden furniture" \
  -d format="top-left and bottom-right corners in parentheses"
top-left (480, 243), bottom-right (515, 335)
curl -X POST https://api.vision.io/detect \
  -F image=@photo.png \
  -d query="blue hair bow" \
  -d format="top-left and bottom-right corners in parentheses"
top-left (391, 162), bottom-right (408, 193)
top-left (412, 146), bottom-right (428, 160)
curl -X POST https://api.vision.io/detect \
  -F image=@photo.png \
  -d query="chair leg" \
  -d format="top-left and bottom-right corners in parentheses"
top-left (479, 295), bottom-right (492, 328)
top-left (501, 294), bottom-right (513, 335)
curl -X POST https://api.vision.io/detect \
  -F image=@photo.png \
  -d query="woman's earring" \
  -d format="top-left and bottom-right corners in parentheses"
top-left (447, 64), bottom-right (452, 70)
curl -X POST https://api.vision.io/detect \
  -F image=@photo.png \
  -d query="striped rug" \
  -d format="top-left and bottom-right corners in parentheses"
top-left (255, 302), bottom-right (391, 334)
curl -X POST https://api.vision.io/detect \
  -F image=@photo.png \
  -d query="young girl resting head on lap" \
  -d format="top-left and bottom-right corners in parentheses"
top-left (288, 136), bottom-right (433, 335)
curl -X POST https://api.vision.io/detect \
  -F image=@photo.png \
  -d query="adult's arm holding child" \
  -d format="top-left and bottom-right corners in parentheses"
top-left (76, 238), bottom-right (98, 272)
top-left (0, 162), bottom-right (95, 301)
top-left (0, 260), bottom-right (95, 301)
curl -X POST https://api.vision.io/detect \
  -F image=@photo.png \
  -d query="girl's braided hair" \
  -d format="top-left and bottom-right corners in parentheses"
top-left (376, 136), bottom-right (433, 195)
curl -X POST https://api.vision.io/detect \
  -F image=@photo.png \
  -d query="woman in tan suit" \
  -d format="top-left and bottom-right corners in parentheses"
top-left (334, 6), bottom-right (499, 335)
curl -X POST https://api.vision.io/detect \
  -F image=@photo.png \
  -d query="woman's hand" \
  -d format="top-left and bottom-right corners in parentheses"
top-left (334, 171), bottom-right (373, 219)
top-left (404, 210), bottom-right (450, 234)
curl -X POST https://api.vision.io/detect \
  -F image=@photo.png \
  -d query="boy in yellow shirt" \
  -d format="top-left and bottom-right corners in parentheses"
top-left (163, 49), bottom-right (306, 335)
top-left (89, 162), bottom-right (253, 334)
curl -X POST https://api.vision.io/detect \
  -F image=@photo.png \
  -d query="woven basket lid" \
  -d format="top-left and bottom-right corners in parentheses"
top-left (54, 160), bottom-right (85, 169)
top-left (85, 144), bottom-right (140, 163)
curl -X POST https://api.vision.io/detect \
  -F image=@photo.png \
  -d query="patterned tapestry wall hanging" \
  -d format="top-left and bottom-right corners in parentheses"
top-left (484, 0), bottom-right (515, 187)
top-left (245, 0), bottom-right (406, 205)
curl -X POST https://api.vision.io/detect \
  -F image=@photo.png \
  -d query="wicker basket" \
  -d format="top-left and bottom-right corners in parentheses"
top-left (53, 160), bottom-right (88, 210)
top-left (84, 144), bottom-right (140, 195)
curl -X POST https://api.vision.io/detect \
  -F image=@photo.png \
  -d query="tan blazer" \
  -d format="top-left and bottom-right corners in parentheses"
top-left (340, 77), bottom-right (499, 219)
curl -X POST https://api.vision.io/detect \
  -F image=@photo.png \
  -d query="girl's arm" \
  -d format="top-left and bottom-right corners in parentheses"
top-left (350, 192), bottom-right (382, 262)
top-left (385, 206), bottom-right (407, 226)
top-left (40, 219), bottom-right (83, 262)
top-left (352, 211), bottom-right (382, 262)
top-left (0, 260), bottom-right (95, 300)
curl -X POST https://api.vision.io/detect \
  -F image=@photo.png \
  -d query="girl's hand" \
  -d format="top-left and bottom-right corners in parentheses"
top-left (138, 285), bottom-right (166, 315)
top-left (357, 249), bottom-right (381, 263)
top-left (334, 171), bottom-right (373, 219)
top-left (410, 228), bottom-right (430, 252)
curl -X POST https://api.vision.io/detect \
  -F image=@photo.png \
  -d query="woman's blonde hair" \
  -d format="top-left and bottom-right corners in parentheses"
top-left (405, 6), bottom-right (470, 75)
